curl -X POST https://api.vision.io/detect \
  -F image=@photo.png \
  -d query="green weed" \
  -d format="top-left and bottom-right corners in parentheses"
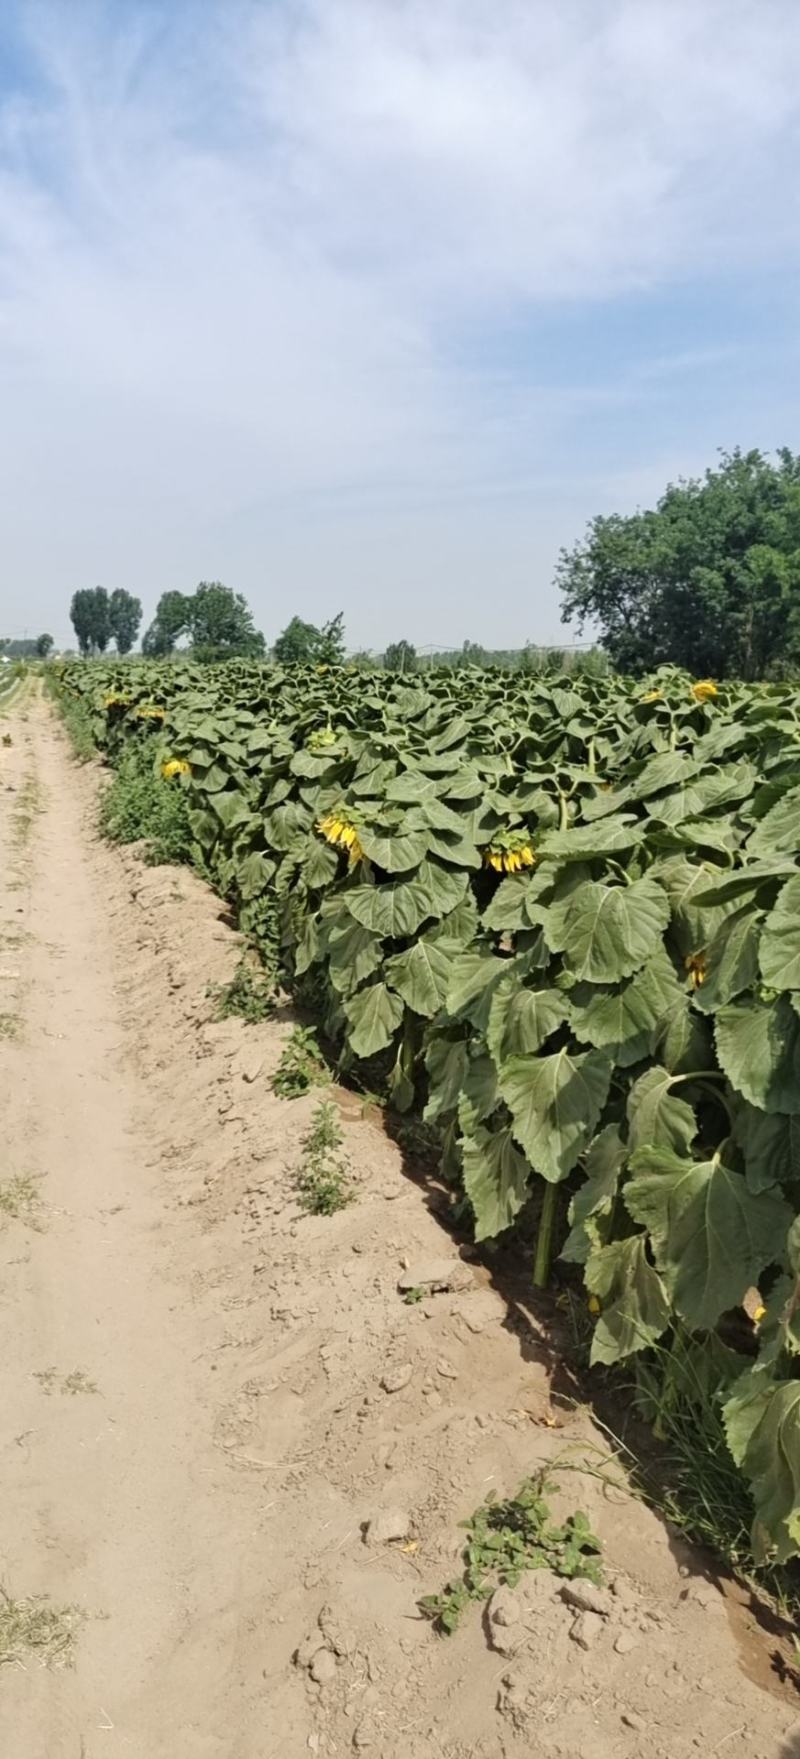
top-left (296, 1100), bottom-right (352, 1216)
top-left (0, 1174), bottom-right (40, 1226)
top-left (100, 745), bottom-right (192, 864)
top-left (272, 1026), bottom-right (329, 1099)
top-left (0, 1587), bottom-right (84, 1669)
top-left (210, 960), bottom-right (275, 1024)
top-left (0, 1014), bottom-right (20, 1040)
top-left (419, 1472), bottom-right (602, 1636)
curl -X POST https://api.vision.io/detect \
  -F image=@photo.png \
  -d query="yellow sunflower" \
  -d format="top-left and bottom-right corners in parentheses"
top-left (161, 758), bottom-right (191, 780)
top-left (692, 679), bottom-right (718, 702)
top-left (317, 810), bottom-right (364, 865)
top-left (484, 841), bottom-right (536, 875)
top-left (684, 951), bottom-right (707, 988)
top-left (134, 704), bottom-right (166, 721)
top-left (640, 689), bottom-right (662, 704)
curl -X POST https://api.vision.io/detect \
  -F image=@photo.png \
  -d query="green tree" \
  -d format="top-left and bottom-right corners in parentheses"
top-left (142, 591), bottom-right (191, 656)
top-left (70, 586), bottom-right (110, 656)
top-left (109, 589), bottom-right (142, 656)
top-left (188, 581), bottom-right (265, 658)
top-left (383, 638), bottom-right (417, 673)
top-left (558, 448), bottom-right (800, 679)
top-left (35, 634), bottom-right (53, 657)
top-left (273, 612), bottom-right (346, 665)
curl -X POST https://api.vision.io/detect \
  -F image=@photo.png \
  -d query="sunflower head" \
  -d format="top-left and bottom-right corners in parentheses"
top-left (135, 704), bottom-right (166, 721)
top-left (161, 757), bottom-right (191, 780)
top-left (692, 679), bottom-right (718, 703)
top-left (684, 951), bottom-right (707, 988)
top-left (317, 809), bottom-right (364, 864)
top-left (640, 689), bottom-right (662, 704)
top-left (483, 835), bottom-right (536, 875)
top-left (104, 692), bottom-right (130, 709)
top-left (308, 726), bottom-right (338, 752)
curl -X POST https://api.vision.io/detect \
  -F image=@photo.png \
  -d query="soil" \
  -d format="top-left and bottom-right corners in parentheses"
top-left (0, 684), bottom-right (799, 1759)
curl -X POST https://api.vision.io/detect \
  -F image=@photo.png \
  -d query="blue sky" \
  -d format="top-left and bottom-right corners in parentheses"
top-left (2, 1), bottom-right (800, 651)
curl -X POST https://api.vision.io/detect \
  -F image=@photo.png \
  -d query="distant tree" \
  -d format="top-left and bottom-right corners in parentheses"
top-left (558, 447), bottom-right (800, 679)
top-left (273, 612), bottom-right (346, 666)
top-left (70, 587), bottom-right (110, 656)
top-left (35, 633), bottom-right (54, 657)
top-left (142, 590), bottom-right (191, 655)
top-left (109, 589), bottom-right (142, 656)
top-left (188, 581), bottom-right (265, 658)
top-left (383, 638), bottom-right (417, 673)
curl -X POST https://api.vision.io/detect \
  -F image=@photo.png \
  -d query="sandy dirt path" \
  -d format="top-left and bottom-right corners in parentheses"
top-left (0, 686), bottom-right (798, 1759)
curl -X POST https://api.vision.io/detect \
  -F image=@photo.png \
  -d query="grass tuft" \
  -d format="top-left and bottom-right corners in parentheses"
top-left (296, 1100), bottom-right (352, 1215)
top-left (0, 1587), bottom-right (84, 1669)
top-left (0, 1173), bottom-right (39, 1224)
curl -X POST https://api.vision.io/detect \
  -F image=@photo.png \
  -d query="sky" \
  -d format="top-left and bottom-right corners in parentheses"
top-left (2, 1), bottom-right (800, 652)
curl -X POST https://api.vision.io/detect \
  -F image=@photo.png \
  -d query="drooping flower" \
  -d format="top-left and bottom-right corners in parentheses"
top-left (104, 692), bottom-right (130, 709)
top-left (484, 839), bottom-right (536, 875)
top-left (318, 810), bottom-right (364, 865)
top-left (134, 703), bottom-right (166, 721)
top-left (587, 1294), bottom-right (601, 1317)
top-left (161, 758), bottom-right (191, 780)
top-left (692, 679), bottom-right (718, 702)
top-left (684, 951), bottom-right (707, 988)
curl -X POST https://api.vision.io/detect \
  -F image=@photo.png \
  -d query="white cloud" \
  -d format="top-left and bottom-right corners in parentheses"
top-left (1, 0), bottom-right (800, 643)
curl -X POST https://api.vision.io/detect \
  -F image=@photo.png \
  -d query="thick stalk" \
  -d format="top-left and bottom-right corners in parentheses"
top-left (533, 1181), bottom-right (559, 1289)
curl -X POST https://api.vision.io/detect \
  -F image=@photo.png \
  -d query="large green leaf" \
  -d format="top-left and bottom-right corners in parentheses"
top-left (344, 981), bottom-right (404, 1058)
top-left (498, 1047), bottom-right (612, 1183)
top-left (693, 859), bottom-right (797, 906)
top-left (344, 873), bottom-right (436, 938)
top-left (536, 817), bottom-right (643, 862)
top-left (487, 981), bottom-right (569, 1063)
top-left (544, 875), bottom-right (670, 983)
top-left (692, 906), bottom-right (761, 1012)
top-left (327, 918), bottom-right (383, 997)
top-left (748, 784), bottom-right (800, 859)
top-left (716, 996), bottom-right (800, 1113)
top-left (461, 1121), bottom-right (532, 1241)
top-left (759, 874), bottom-right (800, 990)
top-left (561, 1125), bottom-right (626, 1263)
top-left (585, 1237), bottom-right (671, 1365)
top-left (445, 950), bottom-right (510, 1030)
top-left (734, 1104), bottom-right (800, 1195)
top-left (385, 936), bottom-right (456, 1018)
top-left (626, 1146), bottom-right (790, 1330)
top-left (424, 1036), bottom-right (469, 1122)
top-left (723, 1368), bottom-right (800, 1562)
top-left (358, 826), bottom-right (430, 872)
top-left (626, 1066), bottom-right (697, 1153)
top-left (571, 948), bottom-right (680, 1066)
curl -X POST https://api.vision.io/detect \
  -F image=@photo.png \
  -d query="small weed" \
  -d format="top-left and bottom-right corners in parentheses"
top-left (0, 1013), bottom-right (20, 1040)
top-left (272, 1026), bottom-right (329, 1099)
top-left (296, 1100), bottom-right (352, 1216)
top-left (210, 960), bottom-right (275, 1025)
top-left (54, 692), bottom-right (95, 763)
top-left (403, 1286), bottom-right (425, 1306)
top-left (0, 1174), bottom-right (39, 1224)
top-left (35, 1368), bottom-right (98, 1397)
top-left (0, 1587), bottom-right (84, 1669)
top-left (11, 775), bottom-right (43, 846)
top-left (419, 1471), bottom-right (602, 1636)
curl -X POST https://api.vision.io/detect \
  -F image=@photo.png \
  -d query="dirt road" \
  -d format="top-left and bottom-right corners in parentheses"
top-left (0, 686), bottom-right (797, 1759)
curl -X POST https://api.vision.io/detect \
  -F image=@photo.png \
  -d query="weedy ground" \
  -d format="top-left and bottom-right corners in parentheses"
top-left (0, 1588), bottom-right (84, 1669)
top-left (209, 959), bottom-right (276, 1025)
top-left (272, 1025), bottom-right (329, 1099)
top-left (0, 1174), bottom-right (40, 1225)
top-left (99, 745), bottom-right (193, 865)
top-left (295, 1100), bottom-right (353, 1216)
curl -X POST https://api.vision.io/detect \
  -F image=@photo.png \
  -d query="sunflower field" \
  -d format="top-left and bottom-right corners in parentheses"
top-left (56, 657), bottom-right (800, 1564)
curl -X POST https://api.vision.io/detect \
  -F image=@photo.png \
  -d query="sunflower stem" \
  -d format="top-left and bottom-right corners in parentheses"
top-left (533, 1182), bottom-right (559, 1289)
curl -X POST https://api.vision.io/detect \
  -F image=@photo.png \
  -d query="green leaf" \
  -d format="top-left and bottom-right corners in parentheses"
top-left (461, 1122), bottom-right (532, 1241)
top-left (692, 907), bottom-right (761, 1012)
top-left (626, 1146), bottom-right (790, 1330)
top-left (571, 948), bottom-right (680, 1067)
top-left (459, 1055), bottom-right (500, 1129)
top-left (626, 1066), bottom-right (697, 1153)
top-left (482, 876), bottom-right (533, 931)
top-left (344, 873), bottom-right (436, 938)
top-left (748, 784), bottom-right (800, 859)
top-left (487, 982), bottom-right (569, 1063)
top-left (723, 1368), bottom-right (800, 1562)
top-left (562, 1125), bottom-right (626, 1263)
top-left (344, 981), bottom-right (404, 1058)
top-left (358, 826), bottom-right (430, 872)
top-left (445, 951), bottom-right (509, 1030)
top-left (716, 996), bottom-right (800, 1113)
top-left (303, 839), bottom-right (340, 889)
top-left (327, 918), bottom-right (383, 997)
top-left (544, 876), bottom-right (670, 983)
top-left (424, 1036), bottom-right (469, 1122)
top-left (693, 859), bottom-right (797, 906)
top-left (536, 817), bottom-right (643, 862)
top-left (498, 1047), bottom-right (612, 1183)
top-left (585, 1237), bottom-right (670, 1365)
top-left (734, 1104), bottom-right (800, 1194)
top-left (385, 936), bottom-right (456, 1018)
top-left (759, 874), bottom-right (800, 990)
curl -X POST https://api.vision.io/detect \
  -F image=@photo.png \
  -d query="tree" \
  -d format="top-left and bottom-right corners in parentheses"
top-left (383, 639), bottom-right (417, 673)
top-left (188, 581), bottom-right (265, 658)
top-left (35, 634), bottom-right (53, 657)
top-left (142, 591), bottom-right (191, 656)
top-left (109, 589), bottom-right (142, 655)
top-left (558, 448), bottom-right (800, 679)
top-left (70, 586), bottom-right (110, 656)
top-left (273, 612), bottom-right (346, 665)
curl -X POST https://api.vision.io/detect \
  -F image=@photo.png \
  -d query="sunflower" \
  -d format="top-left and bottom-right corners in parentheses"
top-left (103, 692), bottom-right (130, 709)
top-left (684, 951), bottom-right (707, 988)
top-left (161, 758), bottom-right (191, 779)
top-left (134, 704), bottom-right (166, 721)
top-left (587, 1295), bottom-right (601, 1317)
top-left (317, 810), bottom-right (364, 865)
top-left (484, 839), bottom-right (536, 875)
top-left (308, 726), bottom-right (338, 752)
top-left (640, 689), bottom-right (662, 704)
top-left (692, 679), bottom-right (718, 702)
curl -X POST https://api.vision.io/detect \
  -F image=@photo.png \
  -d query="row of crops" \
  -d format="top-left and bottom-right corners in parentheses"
top-left (57, 658), bottom-right (800, 1564)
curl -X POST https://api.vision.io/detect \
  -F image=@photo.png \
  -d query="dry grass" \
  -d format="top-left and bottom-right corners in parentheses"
top-left (0, 1587), bottom-right (84, 1669)
top-left (0, 1174), bottom-right (41, 1226)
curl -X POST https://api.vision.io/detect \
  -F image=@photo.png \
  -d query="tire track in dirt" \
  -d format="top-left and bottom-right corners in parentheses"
top-left (0, 689), bottom-right (797, 1759)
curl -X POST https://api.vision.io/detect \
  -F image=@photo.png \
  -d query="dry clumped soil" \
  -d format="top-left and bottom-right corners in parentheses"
top-left (0, 686), bottom-right (798, 1759)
